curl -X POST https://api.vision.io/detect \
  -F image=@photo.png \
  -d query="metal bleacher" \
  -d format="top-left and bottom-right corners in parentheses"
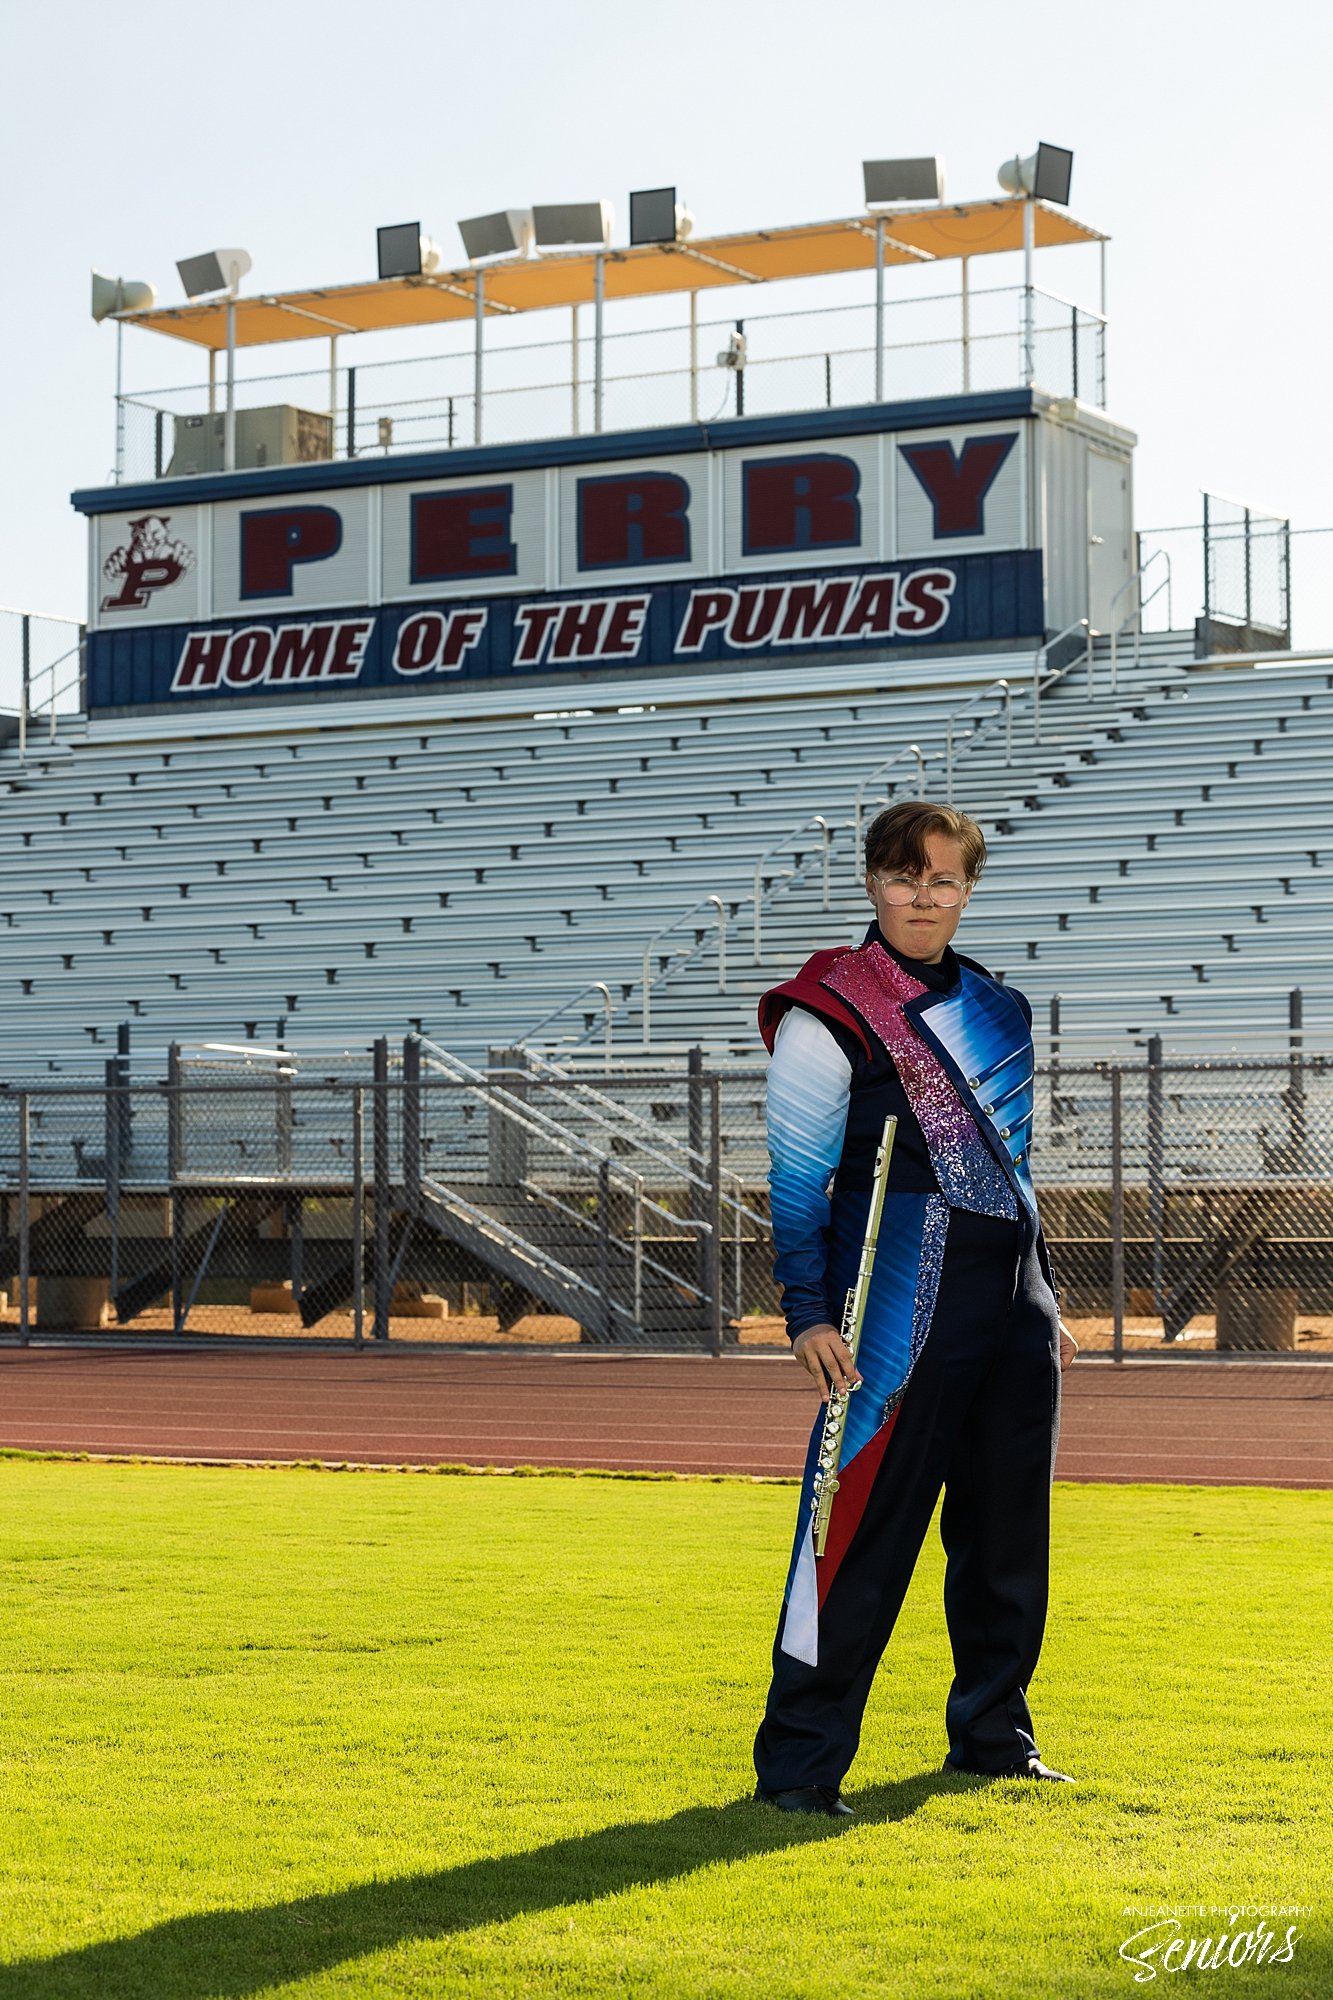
top-left (2, 633), bottom-right (1330, 1083)
top-left (596, 641), bottom-right (1333, 1062)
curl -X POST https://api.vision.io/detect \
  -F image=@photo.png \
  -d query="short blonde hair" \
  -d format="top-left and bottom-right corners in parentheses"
top-left (863, 800), bottom-right (987, 881)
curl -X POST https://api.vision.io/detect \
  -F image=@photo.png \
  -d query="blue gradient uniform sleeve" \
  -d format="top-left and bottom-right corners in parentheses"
top-left (1009, 981), bottom-right (1062, 1308)
top-left (765, 1007), bottom-right (853, 1345)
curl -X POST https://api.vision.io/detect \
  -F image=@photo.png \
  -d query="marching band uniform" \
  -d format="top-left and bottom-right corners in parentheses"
top-left (752, 920), bottom-right (1065, 1799)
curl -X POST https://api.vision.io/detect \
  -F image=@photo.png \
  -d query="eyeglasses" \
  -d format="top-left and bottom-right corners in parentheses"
top-left (870, 872), bottom-right (970, 908)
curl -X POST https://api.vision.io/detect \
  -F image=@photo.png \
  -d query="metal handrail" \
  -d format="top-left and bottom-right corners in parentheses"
top-left (641, 893), bottom-right (733, 1047)
top-left (518, 980), bottom-right (616, 1064)
top-left (416, 1035), bottom-right (716, 1230)
top-left (851, 742), bottom-right (930, 860)
top-left (1031, 617), bottom-right (1092, 743)
top-left (752, 812), bottom-right (857, 967)
top-left (512, 1045), bottom-right (768, 1227)
top-left (944, 678), bottom-right (1013, 803)
top-left (1108, 550), bottom-right (1173, 694)
top-left (17, 634), bottom-right (85, 762)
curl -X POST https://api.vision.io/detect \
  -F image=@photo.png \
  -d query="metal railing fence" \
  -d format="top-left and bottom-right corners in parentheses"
top-left (1, 1039), bottom-right (1330, 1360)
top-left (111, 284), bottom-right (1106, 484)
top-left (0, 607), bottom-right (85, 757)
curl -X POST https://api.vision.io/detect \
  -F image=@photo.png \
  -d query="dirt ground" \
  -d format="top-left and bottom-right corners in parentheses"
top-left (3, 1299), bottom-right (1331, 1352)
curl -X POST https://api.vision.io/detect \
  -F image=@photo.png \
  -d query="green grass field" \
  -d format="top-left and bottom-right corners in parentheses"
top-left (0, 1458), bottom-right (1328, 1999)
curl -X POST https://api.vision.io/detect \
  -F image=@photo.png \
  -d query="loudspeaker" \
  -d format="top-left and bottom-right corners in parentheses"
top-left (91, 272), bottom-right (156, 321)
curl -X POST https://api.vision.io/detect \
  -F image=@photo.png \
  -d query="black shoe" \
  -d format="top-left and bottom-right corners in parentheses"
top-left (753, 1782), bottom-right (854, 1818)
top-left (942, 1755), bottom-right (1076, 1783)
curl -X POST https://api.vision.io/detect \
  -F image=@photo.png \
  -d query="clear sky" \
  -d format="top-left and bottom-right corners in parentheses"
top-left (2, 0), bottom-right (1329, 639)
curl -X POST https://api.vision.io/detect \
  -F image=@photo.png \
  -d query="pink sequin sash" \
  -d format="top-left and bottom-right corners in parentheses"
top-left (820, 943), bottom-right (1017, 1219)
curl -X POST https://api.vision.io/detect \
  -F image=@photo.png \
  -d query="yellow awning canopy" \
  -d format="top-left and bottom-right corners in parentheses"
top-left (118, 199), bottom-right (1106, 352)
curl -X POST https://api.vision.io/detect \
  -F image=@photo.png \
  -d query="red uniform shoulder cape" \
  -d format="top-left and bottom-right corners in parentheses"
top-left (757, 947), bottom-right (871, 1059)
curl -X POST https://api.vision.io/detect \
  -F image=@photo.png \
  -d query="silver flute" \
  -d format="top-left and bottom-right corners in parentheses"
top-left (811, 1113), bottom-right (898, 1558)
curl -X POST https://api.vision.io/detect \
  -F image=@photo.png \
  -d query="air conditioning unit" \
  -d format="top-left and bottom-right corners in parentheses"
top-left (165, 405), bottom-right (334, 478)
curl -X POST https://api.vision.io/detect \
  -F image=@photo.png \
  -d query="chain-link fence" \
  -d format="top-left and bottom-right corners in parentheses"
top-left (1202, 493), bottom-right (1291, 644)
top-left (2, 1038), bottom-right (1329, 1357)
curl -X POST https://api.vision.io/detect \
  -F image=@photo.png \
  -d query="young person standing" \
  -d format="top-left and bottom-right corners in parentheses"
top-left (753, 800), bottom-right (1078, 1818)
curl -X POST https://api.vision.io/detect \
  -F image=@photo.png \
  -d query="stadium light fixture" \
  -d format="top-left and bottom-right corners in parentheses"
top-left (175, 247), bottom-right (253, 300)
top-left (532, 201), bottom-right (613, 250)
top-left (174, 247), bottom-right (253, 476)
top-left (862, 157), bottom-right (945, 206)
top-left (860, 160), bottom-right (946, 403)
top-left (995, 144), bottom-right (1074, 389)
top-left (456, 209), bottom-right (535, 262)
top-left (629, 186), bottom-right (694, 246)
top-left (376, 223), bottom-right (446, 280)
top-left (997, 142), bottom-right (1074, 205)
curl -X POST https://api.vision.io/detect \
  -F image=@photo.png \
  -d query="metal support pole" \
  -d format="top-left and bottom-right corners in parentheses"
top-left (1022, 196), bottom-right (1035, 387)
top-left (1288, 988), bottom-right (1307, 1170)
top-left (351, 1086), bottom-right (365, 1348)
top-left (224, 298), bottom-right (237, 472)
top-left (571, 303), bottom-right (580, 434)
top-left (346, 367), bottom-right (356, 458)
top-left (707, 894), bottom-right (727, 994)
top-left (372, 1036), bottom-right (391, 1341)
top-left (735, 319), bottom-right (745, 418)
top-left (960, 257), bottom-right (970, 393)
top-left (17, 1093), bottom-right (30, 1346)
top-left (328, 334), bottom-right (337, 430)
top-left (167, 1042), bottom-right (184, 1333)
top-left (689, 293), bottom-right (698, 422)
top-left (593, 254), bottom-right (605, 433)
top-left (114, 318), bottom-right (125, 484)
top-left (116, 1021), bottom-right (132, 1172)
top-left (1110, 1065), bottom-right (1124, 1363)
top-left (874, 216), bottom-right (886, 401)
top-left (1202, 493), bottom-right (1212, 632)
top-left (753, 854), bottom-right (764, 966)
top-left (401, 1034), bottom-right (421, 1213)
top-left (1243, 506), bottom-right (1253, 631)
top-left (708, 1076), bottom-right (723, 1356)
top-left (1282, 519), bottom-right (1292, 647)
top-left (19, 614), bottom-right (29, 763)
top-left (105, 1059), bottom-right (121, 1305)
top-left (208, 348), bottom-right (217, 417)
top-left (688, 1045), bottom-right (707, 1306)
top-left (1146, 1034), bottom-right (1165, 1337)
top-left (473, 268), bottom-right (485, 446)
top-left (1049, 995), bottom-right (1062, 1128)
top-left (289, 1195), bottom-right (304, 1311)
top-left (596, 1157), bottom-right (612, 1342)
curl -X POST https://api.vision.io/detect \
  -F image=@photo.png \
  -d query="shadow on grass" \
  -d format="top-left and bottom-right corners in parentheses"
top-left (0, 1774), bottom-right (959, 1998)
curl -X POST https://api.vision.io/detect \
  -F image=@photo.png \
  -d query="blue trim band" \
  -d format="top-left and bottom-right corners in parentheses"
top-left (71, 391), bottom-right (1038, 517)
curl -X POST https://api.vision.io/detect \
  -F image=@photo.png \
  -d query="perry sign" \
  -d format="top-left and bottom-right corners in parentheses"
top-left (85, 420), bottom-right (1038, 701)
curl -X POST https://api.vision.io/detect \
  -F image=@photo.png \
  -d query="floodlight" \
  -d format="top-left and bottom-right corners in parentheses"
top-left (377, 223), bottom-right (445, 279)
top-left (176, 247), bottom-right (252, 299)
top-left (629, 186), bottom-right (693, 245)
top-left (457, 209), bottom-right (534, 261)
top-left (997, 142), bottom-right (1074, 204)
top-left (90, 271), bottom-right (156, 321)
top-left (532, 200), bottom-right (613, 249)
top-left (862, 157), bottom-right (945, 205)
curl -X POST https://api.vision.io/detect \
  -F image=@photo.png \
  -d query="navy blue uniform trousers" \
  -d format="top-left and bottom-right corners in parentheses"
top-left (753, 1207), bottom-right (1063, 1791)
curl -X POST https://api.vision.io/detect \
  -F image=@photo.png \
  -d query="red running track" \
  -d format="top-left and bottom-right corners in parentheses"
top-left (1, 1347), bottom-right (1330, 1487)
